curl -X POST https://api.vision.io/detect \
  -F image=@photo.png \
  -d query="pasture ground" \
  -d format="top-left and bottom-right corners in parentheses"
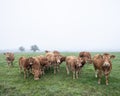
top-left (0, 52), bottom-right (120, 96)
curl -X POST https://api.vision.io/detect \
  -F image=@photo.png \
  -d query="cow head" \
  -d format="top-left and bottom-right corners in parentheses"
top-left (27, 57), bottom-right (35, 65)
top-left (102, 53), bottom-right (115, 67)
top-left (32, 69), bottom-right (41, 80)
top-left (54, 54), bottom-right (61, 64)
top-left (102, 53), bottom-right (115, 75)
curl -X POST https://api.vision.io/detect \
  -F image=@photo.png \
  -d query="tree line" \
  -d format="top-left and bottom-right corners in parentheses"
top-left (19, 45), bottom-right (39, 52)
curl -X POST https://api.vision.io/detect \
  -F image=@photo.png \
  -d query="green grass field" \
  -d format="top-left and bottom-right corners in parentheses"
top-left (0, 52), bottom-right (120, 96)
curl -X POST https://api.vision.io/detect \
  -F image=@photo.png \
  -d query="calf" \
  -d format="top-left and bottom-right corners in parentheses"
top-left (66, 56), bottom-right (82, 79)
top-left (23, 57), bottom-right (41, 80)
top-left (45, 52), bottom-right (62, 74)
top-left (93, 53), bottom-right (115, 85)
top-left (31, 57), bottom-right (42, 80)
top-left (4, 52), bottom-right (15, 67)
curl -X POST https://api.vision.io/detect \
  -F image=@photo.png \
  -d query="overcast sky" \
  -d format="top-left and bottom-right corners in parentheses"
top-left (0, 0), bottom-right (120, 51)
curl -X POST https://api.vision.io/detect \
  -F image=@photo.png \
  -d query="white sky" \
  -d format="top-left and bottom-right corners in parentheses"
top-left (0, 0), bottom-right (120, 51)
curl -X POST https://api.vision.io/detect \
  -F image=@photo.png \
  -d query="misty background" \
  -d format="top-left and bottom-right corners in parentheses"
top-left (0, 0), bottom-right (120, 52)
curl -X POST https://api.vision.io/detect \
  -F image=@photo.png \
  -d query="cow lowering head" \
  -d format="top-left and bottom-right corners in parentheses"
top-left (32, 69), bottom-right (41, 80)
top-left (27, 57), bottom-right (35, 65)
top-left (54, 54), bottom-right (61, 64)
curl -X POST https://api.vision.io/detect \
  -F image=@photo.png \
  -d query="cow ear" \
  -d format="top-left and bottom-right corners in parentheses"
top-left (110, 55), bottom-right (115, 59)
top-left (3, 53), bottom-right (6, 55)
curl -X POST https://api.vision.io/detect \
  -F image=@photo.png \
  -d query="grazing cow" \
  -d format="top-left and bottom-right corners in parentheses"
top-left (19, 56), bottom-right (26, 73)
top-left (4, 52), bottom-right (15, 67)
top-left (66, 56), bottom-right (82, 79)
top-left (23, 57), bottom-right (41, 80)
top-left (45, 52), bottom-right (62, 74)
top-left (36, 55), bottom-right (50, 75)
top-left (31, 57), bottom-right (42, 80)
top-left (93, 53), bottom-right (115, 85)
top-left (79, 51), bottom-right (92, 67)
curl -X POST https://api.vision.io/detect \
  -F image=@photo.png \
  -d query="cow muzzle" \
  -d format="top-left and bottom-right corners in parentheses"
top-left (103, 62), bottom-right (110, 66)
top-left (57, 60), bottom-right (60, 63)
top-left (34, 77), bottom-right (39, 80)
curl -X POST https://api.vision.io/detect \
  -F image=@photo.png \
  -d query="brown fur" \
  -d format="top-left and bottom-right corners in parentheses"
top-left (19, 56), bottom-right (26, 73)
top-left (45, 52), bottom-right (62, 74)
top-left (66, 56), bottom-right (82, 79)
top-left (79, 51), bottom-right (92, 66)
top-left (23, 57), bottom-right (41, 80)
top-left (4, 52), bottom-right (15, 67)
top-left (36, 55), bottom-right (50, 75)
top-left (93, 53), bottom-right (115, 85)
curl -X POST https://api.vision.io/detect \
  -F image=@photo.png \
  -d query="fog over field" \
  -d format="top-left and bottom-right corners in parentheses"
top-left (0, 0), bottom-right (120, 52)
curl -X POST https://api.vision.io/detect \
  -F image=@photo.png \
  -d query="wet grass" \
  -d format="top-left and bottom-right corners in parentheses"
top-left (0, 52), bottom-right (120, 96)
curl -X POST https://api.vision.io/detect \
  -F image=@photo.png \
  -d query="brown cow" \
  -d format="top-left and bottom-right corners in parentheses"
top-left (36, 55), bottom-right (50, 75)
top-left (66, 56), bottom-right (82, 79)
top-left (79, 51), bottom-right (92, 67)
top-left (4, 52), bottom-right (15, 67)
top-left (23, 57), bottom-right (42, 80)
top-left (93, 53), bottom-right (115, 85)
top-left (19, 56), bottom-right (26, 73)
top-left (45, 52), bottom-right (62, 74)
top-left (31, 57), bottom-right (42, 80)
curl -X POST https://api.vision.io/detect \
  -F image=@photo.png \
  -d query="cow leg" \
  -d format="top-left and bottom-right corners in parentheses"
top-left (76, 71), bottom-right (79, 79)
top-left (54, 64), bottom-right (57, 74)
top-left (98, 70), bottom-right (102, 84)
top-left (24, 69), bottom-right (27, 79)
top-left (73, 71), bottom-right (75, 79)
top-left (11, 61), bottom-right (14, 67)
top-left (19, 65), bottom-right (23, 73)
top-left (66, 65), bottom-right (70, 75)
top-left (95, 69), bottom-right (98, 78)
top-left (57, 64), bottom-right (60, 72)
top-left (105, 75), bottom-right (109, 85)
top-left (7, 61), bottom-right (10, 67)
top-left (41, 67), bottom-right (45, 75)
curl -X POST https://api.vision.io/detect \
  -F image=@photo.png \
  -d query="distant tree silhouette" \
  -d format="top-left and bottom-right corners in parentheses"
top-left (19, 46), bottom-right (25, 52)
top-left (30, 45), bottom-right (39, 52)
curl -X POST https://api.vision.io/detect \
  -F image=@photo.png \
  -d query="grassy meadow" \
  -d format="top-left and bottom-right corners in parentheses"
top-left (0, 52), bottom-right (120, 96)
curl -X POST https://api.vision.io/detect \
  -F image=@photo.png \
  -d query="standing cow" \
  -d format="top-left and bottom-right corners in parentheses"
top-left (66, 56), bottom-right (82, 79)
top-left (45, 52), bottom-right (62, 74)
top-left (93, 53), bottom-right (115, 85)
top-left (4, 52), bottom-right (15, 67)
top-left (19, 57), bottom-right (42, 80)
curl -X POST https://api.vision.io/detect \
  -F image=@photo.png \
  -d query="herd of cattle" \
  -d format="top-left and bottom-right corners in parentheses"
top-left (3, 51), bottom-right (115, 85)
